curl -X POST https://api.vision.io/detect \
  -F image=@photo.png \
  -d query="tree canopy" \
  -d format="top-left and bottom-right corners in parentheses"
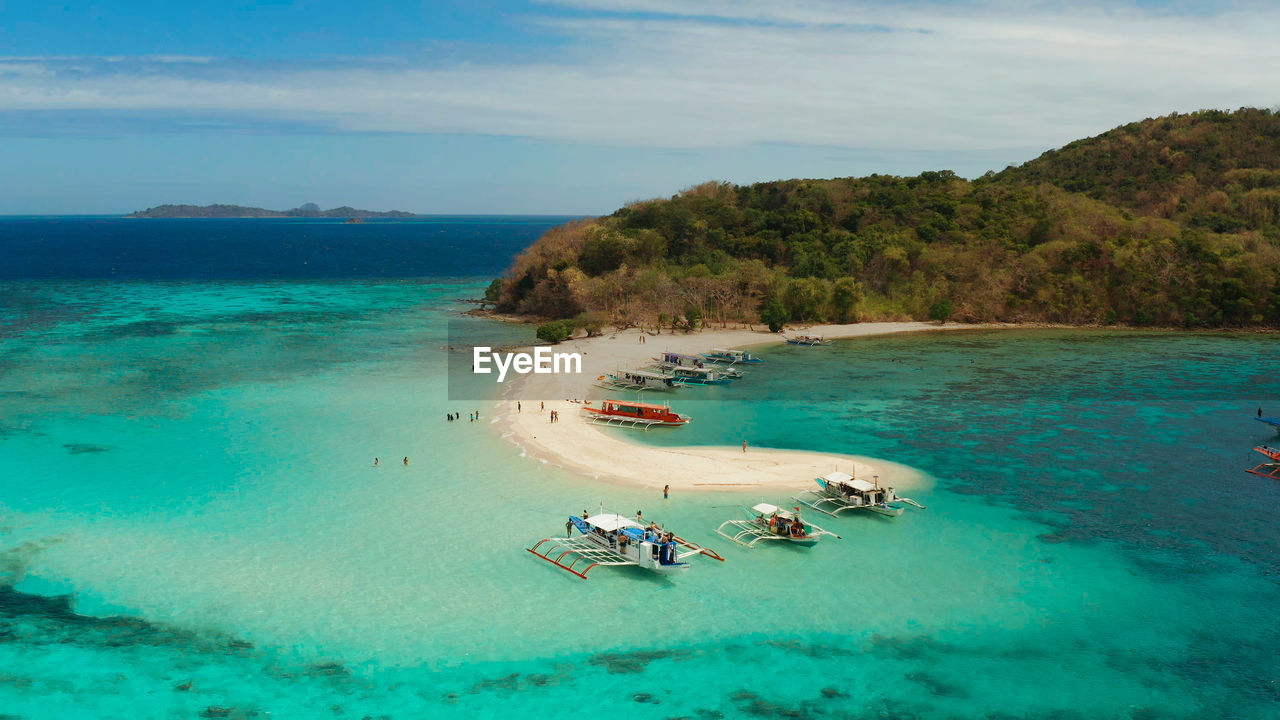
top-left (497, 108), bottom-right (1280, 329)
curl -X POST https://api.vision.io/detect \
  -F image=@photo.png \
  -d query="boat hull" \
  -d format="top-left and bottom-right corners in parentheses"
top-left (1256, 417), bottom-right (1280, 434)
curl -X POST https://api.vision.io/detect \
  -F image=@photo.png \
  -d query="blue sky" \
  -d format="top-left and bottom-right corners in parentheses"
top-left (1, 0), bottom-right (1275, 214)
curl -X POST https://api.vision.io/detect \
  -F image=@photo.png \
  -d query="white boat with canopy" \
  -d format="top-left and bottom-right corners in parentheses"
top-left (701, 348), bottom-right (763, 364)
top-left (793, 472), bottom-right (925, 517)
top-left (784, 335), bottom-right (831, 346)
top-left (652, 351), bottom-right (746, 379)
top-left (527, 512), bottom-right (724, 579)
top-left (594, 369), bottom-right (679, 392)
top-left (714, 503), bottom-right (839, 547)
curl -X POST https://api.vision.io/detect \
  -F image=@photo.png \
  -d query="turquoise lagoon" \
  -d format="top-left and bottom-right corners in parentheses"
top-left (1, 280), bottom-right (1278, 719)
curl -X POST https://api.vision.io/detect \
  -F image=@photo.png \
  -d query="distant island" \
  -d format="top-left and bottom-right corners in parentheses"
top-left (492, 107), bottom-right (1280, 331)
top-left (126, 202), bottom-right (416, 219)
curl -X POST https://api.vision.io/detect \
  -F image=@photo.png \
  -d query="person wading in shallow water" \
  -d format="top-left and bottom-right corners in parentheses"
top-left (663, 484), bottom-right (670, 499)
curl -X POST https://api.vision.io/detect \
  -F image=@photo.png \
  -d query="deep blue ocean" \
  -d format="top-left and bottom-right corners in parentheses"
top-left (1, 217), bottom-right (1278, 719)
top-left (0, 216), bottom-right (576, 279)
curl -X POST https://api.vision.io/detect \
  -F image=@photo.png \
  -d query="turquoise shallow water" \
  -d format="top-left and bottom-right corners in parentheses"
top-left (1, 282), bottom-right (1278, 719)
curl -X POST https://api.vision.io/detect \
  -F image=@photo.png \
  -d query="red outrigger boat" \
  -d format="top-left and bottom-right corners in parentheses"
top-left (580, 399), bottom-right (690, 429)
top-left (1246, 446), bottom-right (1280, 479)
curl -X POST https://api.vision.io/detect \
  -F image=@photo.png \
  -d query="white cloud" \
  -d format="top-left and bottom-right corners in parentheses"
top-left (1, 1), bottom-right (1276, 152)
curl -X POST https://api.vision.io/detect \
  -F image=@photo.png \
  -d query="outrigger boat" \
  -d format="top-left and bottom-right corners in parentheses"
top-left (784, 335), bottom-right (831, 346)
top-left (653, 351), bottom-right (745, 379)
top-left (794, 471), bottom-right (925, 517)
top-left (1255, 416), bottom-right (1280, 434)
top-left (1246, 445), bottom-right (1280, 479)
top-left (714, 503), bottom-right (839, 548)
top-left (662, 366), bottom-right (735, 386)
top-left (527, 512), bottom-right (724, 579)
top-left (594, 369), bottom-right (679, 393)
top-left (701, 348), bottom-right (763, 364)
top-left (581, 399), bottom-right (690, 428)
top-left (655, 351), bottom-right (709, 368)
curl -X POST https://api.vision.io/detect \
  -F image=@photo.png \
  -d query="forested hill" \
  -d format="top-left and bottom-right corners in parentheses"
top-left (997, 107), bottom-right (1280, 230)
top-left (495, 108), bottom-right (1280, 330)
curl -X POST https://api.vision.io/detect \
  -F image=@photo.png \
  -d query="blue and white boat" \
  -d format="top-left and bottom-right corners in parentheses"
top-left (653, 351), bottom-right (744, 379)
top-left (793, 472), bottom-right (925, 517)
top-left (1255, 416), bottom-right (1280, 434)
top-left (701, 348), bottom-right (763, 364)
top-left (594, 369), bottom-right (679, 393)
top-left (664, 366), bottom-right (735, 386)
top-left (784, 335), bottom-right (831, 346)
top-left (526, 512), bottom-right (724, 579)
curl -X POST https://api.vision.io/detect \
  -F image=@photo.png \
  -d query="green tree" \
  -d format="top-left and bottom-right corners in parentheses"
top-left (575, 311), bottom-right (608, 337)
top-left (929, 298), bottom-right (954, 324)
top-left (536, 320), bottom-right (574, 343)
top-left (680, 304), bottom-right (703, 331)
top-left (760, 298), bottom-right (789, 332)
top-left (483, 278), bottom-right (503, 303)
top-left (830, 277), bottom-right (863, 323)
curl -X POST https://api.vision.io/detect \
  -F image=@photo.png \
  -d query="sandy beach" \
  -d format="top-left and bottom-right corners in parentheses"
top-left (494, 321), bottom-right (994, 493)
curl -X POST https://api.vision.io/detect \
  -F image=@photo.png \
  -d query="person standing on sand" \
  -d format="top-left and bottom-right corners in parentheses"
top-left (517, 401), bottom-right (521, 413)
top-left (663, 484), bottom-right (669, 499)
top-left (541, 401), bottom-right (545, 412)
top-left (743, 440), bottom-right (748, 453)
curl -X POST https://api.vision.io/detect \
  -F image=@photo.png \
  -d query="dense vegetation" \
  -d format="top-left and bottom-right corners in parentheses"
top-left (495, 108), bottom-right (1280, 330)
top-left (127, 203), bottom-right (415, 218)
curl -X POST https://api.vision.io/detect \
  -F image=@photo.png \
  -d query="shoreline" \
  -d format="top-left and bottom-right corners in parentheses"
top-left (493, 321), bottom-right (996, 493)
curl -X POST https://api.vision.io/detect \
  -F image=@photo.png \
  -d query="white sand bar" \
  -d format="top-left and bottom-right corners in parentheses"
top-left (498, 322), bottom-right (992, 491)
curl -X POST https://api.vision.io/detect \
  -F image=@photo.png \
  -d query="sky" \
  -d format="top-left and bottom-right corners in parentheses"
top-left (0, 0), bottom-right (1276, 214)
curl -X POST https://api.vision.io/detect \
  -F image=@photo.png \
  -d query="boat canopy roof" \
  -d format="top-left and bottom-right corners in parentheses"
top-left (663, 352), bottom-right (702, 360)
top-left (823, 471), bottom-right (877, 492)
top-left (625, 369), bottom-right (669, 379)
top-left (585, 513), bottom-right (643, 532)
top-left (751, 502), bottom-right (780, 514)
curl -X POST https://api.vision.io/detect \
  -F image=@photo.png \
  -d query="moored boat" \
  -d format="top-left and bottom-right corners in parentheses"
top-left (1254, 445), bottom-right (1280, 462)
top-left (784, 335), bottom-right (831, 346)
top-left (1246, 445), bottom-right (1280, 479)
top-left (701, 348), bottom-right (763, 364)
top-left (794, 471), bottom-right (925, 517)
top-left (653, 351), bottom-right (744, 378)
top-left (1255, 416), bottom-right (1280, 434)
top-left (714, 503), bottom-right (839, 548)
top-left (662, 366), bottom-right (735, 386)
top-left (527, 512), bottom-right (724, 578)
top-left (595, 369), bottom-right (679, 392)
top-left (580, 399), bottom-right (691, 428)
